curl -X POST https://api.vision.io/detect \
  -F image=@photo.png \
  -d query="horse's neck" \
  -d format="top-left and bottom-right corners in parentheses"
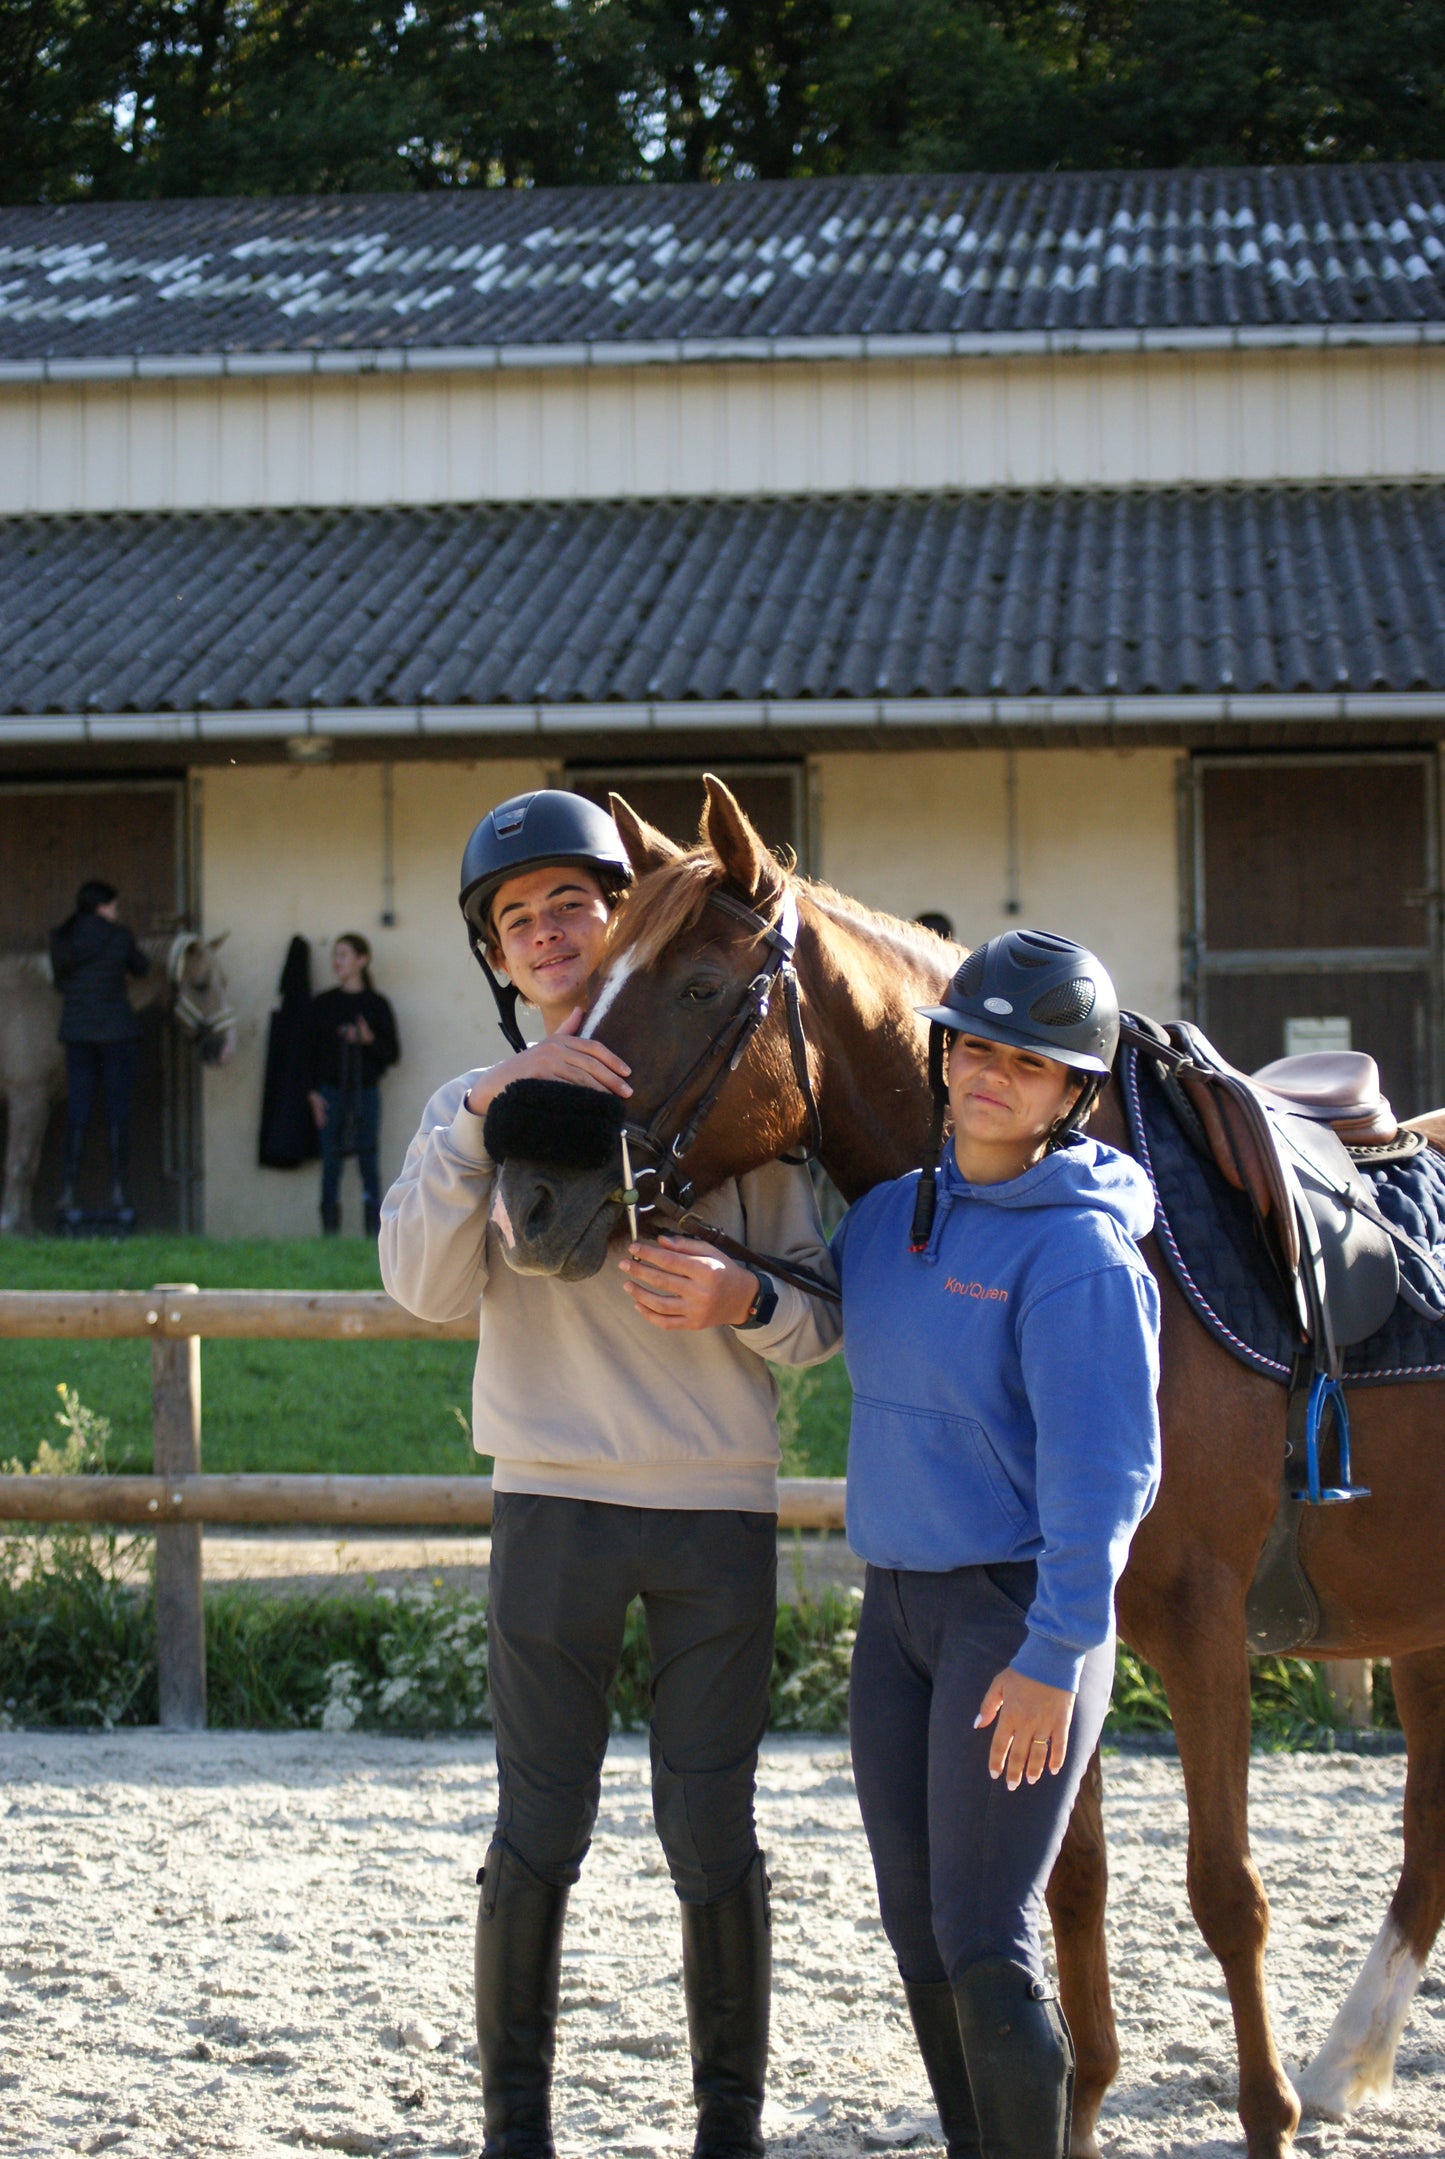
top-left (131, 935), bottom-right (175, 1012)
top-left (798, 888), bottom-right (956, 1201)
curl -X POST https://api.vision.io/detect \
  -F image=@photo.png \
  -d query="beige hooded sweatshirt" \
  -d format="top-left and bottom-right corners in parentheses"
top-left (379, 1068), bottom-right (841, 1512)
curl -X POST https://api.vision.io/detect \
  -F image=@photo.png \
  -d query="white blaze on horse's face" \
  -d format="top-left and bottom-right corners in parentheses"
top-left (580, 951), bottom-right (639, 1041)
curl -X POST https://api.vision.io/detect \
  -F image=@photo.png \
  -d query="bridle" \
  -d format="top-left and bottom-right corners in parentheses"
top-left (167, 932), bottom-right (235, 1049)
top-left (604, 884), bottom-right (839, 1304)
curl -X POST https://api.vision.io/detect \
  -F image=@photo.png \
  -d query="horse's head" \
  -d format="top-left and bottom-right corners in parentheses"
top-left (489, 778), bottom-right (815, 1282)
top-left (169, 933), bottom-right (237, 1065)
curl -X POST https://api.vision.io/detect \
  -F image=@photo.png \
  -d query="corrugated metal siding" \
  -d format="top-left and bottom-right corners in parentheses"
top-left (5, 487), bottom-right (1445, 719)
top-left (4, 165), bottom-right (1445, 360)
top-left (3, 346), bottom-right (1439, 515)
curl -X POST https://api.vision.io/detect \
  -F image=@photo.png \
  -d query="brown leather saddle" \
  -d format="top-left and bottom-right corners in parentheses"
top-left (1122, 1016), bottom-right (1445, 1652)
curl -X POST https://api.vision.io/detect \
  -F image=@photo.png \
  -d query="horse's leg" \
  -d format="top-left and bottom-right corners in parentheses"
top-left (1297, 1645), bottom-right (1445, 2117)
top-left (1144, 1617), bottom-right (1300, 2158)
top-left (1045, 1747), bottom-right (1117, 2159)
top-left (1, 1083), bottom-right (51, 1236)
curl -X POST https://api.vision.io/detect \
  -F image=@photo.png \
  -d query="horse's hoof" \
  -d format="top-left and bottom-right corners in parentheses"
top-left (1068, 2130), bottom-right (1103, 2159)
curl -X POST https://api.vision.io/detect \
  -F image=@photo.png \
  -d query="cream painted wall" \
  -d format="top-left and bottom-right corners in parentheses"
top-left (4, 346), bottom-right (1441, 514)
top-left (814, 748), bottom-right (1182, 1017)
top-left (199, 756), bottom-right (546, 1236)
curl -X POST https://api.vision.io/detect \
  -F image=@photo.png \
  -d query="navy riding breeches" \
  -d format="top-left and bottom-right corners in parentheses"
top-left (849, 1560), bottom-right (1114, 1985)
top-left (64, 1040), bottom-right (140, 1157)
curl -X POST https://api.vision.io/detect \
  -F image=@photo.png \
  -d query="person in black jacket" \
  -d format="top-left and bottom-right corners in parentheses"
top-left (307, 933), bottom-right (400, 1236)
top-left (50, 879), bottom-right (151, 1228)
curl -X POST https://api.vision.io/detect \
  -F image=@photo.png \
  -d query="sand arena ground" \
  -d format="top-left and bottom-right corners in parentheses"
top-left (1, 1733), bottom-right (1441, 2158)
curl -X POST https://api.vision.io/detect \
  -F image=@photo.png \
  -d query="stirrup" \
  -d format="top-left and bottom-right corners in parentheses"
top-left (1292, 1374), bottom-right (1371, 1506)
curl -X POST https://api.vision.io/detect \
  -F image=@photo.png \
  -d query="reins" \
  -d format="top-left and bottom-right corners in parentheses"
top-left (607, 885), bottom-right (840, 1306)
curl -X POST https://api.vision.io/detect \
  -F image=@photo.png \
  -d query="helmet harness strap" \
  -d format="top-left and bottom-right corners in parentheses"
top-left (468, 926), bottom-right (529, 1056)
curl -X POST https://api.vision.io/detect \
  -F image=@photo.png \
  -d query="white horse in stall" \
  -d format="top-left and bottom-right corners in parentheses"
top-left (0, 932), bottom-right (236, 1234)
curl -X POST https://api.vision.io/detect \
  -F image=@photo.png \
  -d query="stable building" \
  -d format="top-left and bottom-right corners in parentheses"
top-left (2, 165), bottom-right (1444, 1233)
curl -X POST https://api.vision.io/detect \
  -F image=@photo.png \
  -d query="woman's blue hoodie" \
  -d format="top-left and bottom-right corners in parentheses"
top-left (832, 1136), bottom-right (1163, 1694)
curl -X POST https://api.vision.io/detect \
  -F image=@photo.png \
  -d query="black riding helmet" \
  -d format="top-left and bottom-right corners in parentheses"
top-left (459, 790), bottom-right (633, 1053)
top-left (909, 930), bottom-right (1121, 1251)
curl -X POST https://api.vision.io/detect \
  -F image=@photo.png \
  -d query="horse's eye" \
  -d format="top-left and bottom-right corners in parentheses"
top-left (680, 980), bottom-right (722, 1004)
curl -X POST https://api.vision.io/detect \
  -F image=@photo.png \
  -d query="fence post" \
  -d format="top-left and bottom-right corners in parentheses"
top-left (151, 1283), bottom-right (205, 1730)
top-left (1321, 1658), bottom-right (1374, 1732)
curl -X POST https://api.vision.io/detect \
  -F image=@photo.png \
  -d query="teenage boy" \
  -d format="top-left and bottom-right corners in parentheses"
top-left (379, 790), bottom-right (839, 2159)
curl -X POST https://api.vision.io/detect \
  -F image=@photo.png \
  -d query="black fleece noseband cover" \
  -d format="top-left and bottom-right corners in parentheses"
top-left (482, 1078), bottom-right (626, 1170)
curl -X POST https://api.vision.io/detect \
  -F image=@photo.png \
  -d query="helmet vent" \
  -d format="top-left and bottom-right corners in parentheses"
top-left (952, 949), bottom-right (986, 998)
top-left (1014, 930), bottom-right (1069, 964)
top-left (1030, 977), bottom-right (1097, 1027)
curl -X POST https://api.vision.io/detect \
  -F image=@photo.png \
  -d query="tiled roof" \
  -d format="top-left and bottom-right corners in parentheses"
top-left (4, 488), bottom-right (1444, 726)
top-left (3, 167), bottom-right (1445, 365)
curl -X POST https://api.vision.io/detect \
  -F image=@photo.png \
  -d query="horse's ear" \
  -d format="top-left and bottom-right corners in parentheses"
top-left (610, 794), bottom-right (683, 877)
top-left (701, 775), bottom-right (781, 904)
top-left (206, 932), bottom-right (229, 952)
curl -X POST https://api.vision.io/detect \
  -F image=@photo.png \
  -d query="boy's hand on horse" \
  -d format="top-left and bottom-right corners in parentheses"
top-left (465, 1008), bottom-right (633, 1116)
top-left (619, 1235), bottom-right (759, 1330)
top-left (975, 1667), bottom-right (1076, 1790)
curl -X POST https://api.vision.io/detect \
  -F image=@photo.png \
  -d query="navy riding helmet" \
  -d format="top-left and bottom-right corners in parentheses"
top-left (459, 790), bottom-right (633, 1053)
top-left (908, 930), bottom-right (1121, 1250)
top-left (918, 929), bottom-right (1120, 1075)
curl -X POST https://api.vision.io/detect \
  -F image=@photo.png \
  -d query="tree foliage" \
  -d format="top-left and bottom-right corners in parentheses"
top-left (4, 0), bottom-right (1445, 204)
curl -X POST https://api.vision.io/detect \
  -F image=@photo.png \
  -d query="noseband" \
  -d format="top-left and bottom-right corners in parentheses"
top-left (607, 886), bottom-right (838, 1304)
top-left (168, 932), bottom-right (235, 1048)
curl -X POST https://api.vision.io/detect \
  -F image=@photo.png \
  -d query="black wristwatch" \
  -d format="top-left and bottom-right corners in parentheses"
top-left (736, 1269), bottom-right (780, 1332)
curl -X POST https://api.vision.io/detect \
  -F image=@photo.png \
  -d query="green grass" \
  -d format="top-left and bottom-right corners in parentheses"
top-left (0, 1236), bottom-right (854, 1478)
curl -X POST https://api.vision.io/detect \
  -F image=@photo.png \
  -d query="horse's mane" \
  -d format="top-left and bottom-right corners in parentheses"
top-left (610, 849), bottom-right (961, 980)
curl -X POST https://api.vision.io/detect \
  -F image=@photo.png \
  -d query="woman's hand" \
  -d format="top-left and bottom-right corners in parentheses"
top-left (619, 1236), bottom-right (759, 1330)
top-left (465, 1008), bottom-right (632, 1117)
top-left (974, 1667), bottom-right (1076, 1790)
top-left (308, 1091), bottom-right (328, 1130)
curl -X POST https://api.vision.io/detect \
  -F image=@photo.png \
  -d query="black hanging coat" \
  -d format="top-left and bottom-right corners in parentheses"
top-left (258, 936), bottom-right (320, 1168)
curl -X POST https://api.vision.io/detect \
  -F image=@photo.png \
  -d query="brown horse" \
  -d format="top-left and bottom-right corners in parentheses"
top-left (489, 777), bottom-right (1445, 2159)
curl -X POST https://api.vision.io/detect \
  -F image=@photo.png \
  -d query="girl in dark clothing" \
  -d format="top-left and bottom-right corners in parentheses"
top-left (50, 880), bottom-right (151, 1227)
top-left (308, 933), bottom-right (400, 1236)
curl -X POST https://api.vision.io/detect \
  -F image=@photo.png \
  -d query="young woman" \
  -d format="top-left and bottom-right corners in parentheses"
top-left (307, 932), bottom-right (399, 1236)
top-left (833, 930), bottom-right (1162, 2159)
top-left (50, 878), bottom-right (151, 1228)
top-left (379, 790), bottom-right (840, 2159)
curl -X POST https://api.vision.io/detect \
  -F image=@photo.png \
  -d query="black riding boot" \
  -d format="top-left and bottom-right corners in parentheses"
top-left (474, 1839), bottom-right (568, 2159)
top-left (363, 1199), bottom-right (382, 1239)
top-left (951, 1959), bottom-right (1074, 2159)
top-left (320, 1199), bottom-right (341, 1235)
top-left (106, 1123), bottom-right (135, 1228)
top-left (903, 1980), bottom-right (981, 2157)
top-left (58, 1122), bottom-right (86, 1221)
top-left (679, 1853), bottom-right (771, 2159)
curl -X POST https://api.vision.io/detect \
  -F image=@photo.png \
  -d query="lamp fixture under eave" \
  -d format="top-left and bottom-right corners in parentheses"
top-left (286, 734), bottom-right (335, 764)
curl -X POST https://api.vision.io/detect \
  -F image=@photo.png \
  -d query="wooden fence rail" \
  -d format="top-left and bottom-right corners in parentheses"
top-left (0, 1285), bottom-right (846, 1731)
top-left (0, 1286), bottom-right (1374, 1738)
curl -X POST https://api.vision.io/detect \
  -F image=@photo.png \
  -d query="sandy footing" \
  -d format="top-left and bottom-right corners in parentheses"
top-left (1, 1734), bottom-right (1440, 2157)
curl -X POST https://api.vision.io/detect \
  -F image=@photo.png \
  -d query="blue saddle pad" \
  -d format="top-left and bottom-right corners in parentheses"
top-left (1121, 1047), bottom-right (1445, 1387)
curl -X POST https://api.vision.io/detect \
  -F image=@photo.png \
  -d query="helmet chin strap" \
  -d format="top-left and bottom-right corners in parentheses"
top-left (1047, 1073), bottom-right (1105, 1151)
top-left (469, 930), bottom-right (528, 1055)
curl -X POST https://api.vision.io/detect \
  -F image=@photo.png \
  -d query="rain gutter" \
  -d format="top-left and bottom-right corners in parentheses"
top-left (6, 692), bottom-right (1445, 748)
top-left (2, 321), bottom-right (1443, 385)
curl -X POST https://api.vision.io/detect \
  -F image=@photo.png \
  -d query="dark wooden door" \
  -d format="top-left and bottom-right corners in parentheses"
top-left (1192, 756), bottom-right (1440, 1115)
top-left (565, 763), bottom-right (805, 865)
top-left (0, 783), bottom-right (194, 1230)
